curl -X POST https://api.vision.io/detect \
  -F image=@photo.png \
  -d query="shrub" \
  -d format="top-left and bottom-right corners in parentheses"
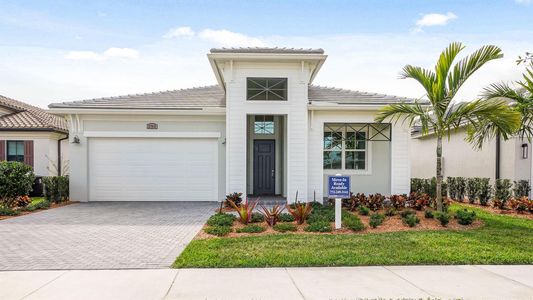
top-left (0, 161), bottom-right (35, 208)
top-left (447, 177), bottom-right (457, 200)
top-left (206, 213), bottom-right (235, 227)
top-left (465, 178), bottom-right (478, 204)
top-left (347, 193), bottom-right (366, 211)
top-left (456, 177), bottom-right (467, 201)
top-left (508, 197), bottom-right (532, 213)
top-left (42, 176), bottom-right (69, 203)
top-left (455, 209), bottom-right (476, 225)
top-left (412, 193), bottom-right (431, 210)
top-left (477, 178), bottom-right (492, 206)
top-left (307, 206), bottom-right (335, 224)
top-left (402, 214), bottom-right (420, 227)
top-left (32, 200), bottom-right (50, 210)
top-left (273, 223), bottom-right (298, 232)
top-left (236, 224), bottom-right (266, 233)
top-left (310, 201), bottom-right (324, 210)
top-left (250, 212), bottom-right (264, 223)
top-left (369, 213), bottom-right (385, 228)
top-left (0, 206), bottom-right (20, 216)
top-left (342, 211), bottom-right (365, 231)
top-left (424, 209), bottom-right (434, 219)
top-left (228, 198), bottom-right (258, 224)
top-left (225, 192), bottom-right (243, 207)
top-left (278, 213), bottom-right (295, 222)
top-left (286, 202), bottom-right (313, 225)
top-left (435, 212), bottom-right (451, 227)
top-left (304, 220), bottom-right (332, 232)
top-left (513, 180), bottom-right (531, 198)
top-left (389, 194), bottom-right (406, 210)
top-left (259, 204), bottom-right (284, 226)
top-left (410, 178), bottom-right (425, 194)
top-left (204, 226), bottom-right (232, 237)
top-left (358, 205), bottom-right (370, 216)
top-left (366, 193), bottom-right (385, 211)
top-left (13, 195), bottom-right (31, 208)
top-left (495, 179), bottom-right (512, 205)
top-left (384, 208), bottom-right (397, 216)
top-left (400, 209), bottom-right (416, 218)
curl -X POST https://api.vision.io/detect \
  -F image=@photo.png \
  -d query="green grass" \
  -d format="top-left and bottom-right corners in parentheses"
top-left (31, 197), bottom-right (45, 205)
top-left (173, 204), bottom-right (533, 268)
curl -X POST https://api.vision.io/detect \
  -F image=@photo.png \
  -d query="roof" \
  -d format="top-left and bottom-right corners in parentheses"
top-left (0, 95), bottom-right (68, 132)
top-left (210, 47), bottom-right (325, 54)
top-left (49, 85), bottom-right (414, 110)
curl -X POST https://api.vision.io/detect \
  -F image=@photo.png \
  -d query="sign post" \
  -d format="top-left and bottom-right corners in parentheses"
top-left (328, 174), bottom-right (350, 229)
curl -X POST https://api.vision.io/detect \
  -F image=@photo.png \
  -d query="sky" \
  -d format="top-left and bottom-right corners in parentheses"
top-left (0, 0), bottom-right (532, 108)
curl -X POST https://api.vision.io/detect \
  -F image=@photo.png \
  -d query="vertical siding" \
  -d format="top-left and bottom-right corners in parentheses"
top-left (391, 124), bottom-right (410, 194)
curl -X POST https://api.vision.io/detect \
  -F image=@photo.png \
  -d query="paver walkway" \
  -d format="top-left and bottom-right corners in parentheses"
top-left (0, 202), bottom-right (217, 270)
top-left (0, 266), bottom-right (532, 300)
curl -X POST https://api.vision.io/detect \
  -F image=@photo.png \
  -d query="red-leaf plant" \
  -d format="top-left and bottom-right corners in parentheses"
top-left (285, 202), bottom-right (312, 225)
top-left (259, 204), bottom-right (285, 226)
top-left (228, 197), bottom-right (258, 224)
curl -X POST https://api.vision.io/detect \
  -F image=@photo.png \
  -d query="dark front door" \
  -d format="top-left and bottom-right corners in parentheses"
top-left (253, 140), bottom-right (275, 195)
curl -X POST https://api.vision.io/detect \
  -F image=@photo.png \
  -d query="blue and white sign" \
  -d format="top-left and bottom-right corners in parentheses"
top-left (328, 175), bottom-right (351, 199)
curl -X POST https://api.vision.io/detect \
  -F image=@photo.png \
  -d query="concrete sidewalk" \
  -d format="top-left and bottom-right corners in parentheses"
top-left (1, 265), bottom-right (532, 300)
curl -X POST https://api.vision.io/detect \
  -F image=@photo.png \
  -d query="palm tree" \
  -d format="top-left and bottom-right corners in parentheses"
top-left (375, 42), bottom-right (520, 212)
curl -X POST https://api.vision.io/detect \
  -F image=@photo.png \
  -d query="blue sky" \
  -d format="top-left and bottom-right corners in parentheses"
top-left (0, 0), bottom-right (532, 107)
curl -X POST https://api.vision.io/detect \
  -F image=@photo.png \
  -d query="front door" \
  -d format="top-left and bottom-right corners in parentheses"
top-left (253, 140), bottom-right (275, 195)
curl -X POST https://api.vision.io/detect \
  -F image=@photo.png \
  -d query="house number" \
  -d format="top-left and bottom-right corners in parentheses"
top-left (146, 122), bottom-right (158, 130)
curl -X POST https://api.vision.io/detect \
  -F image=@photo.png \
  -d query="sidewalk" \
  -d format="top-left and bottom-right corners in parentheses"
top-left (1, 265), bottom-right (532, 300)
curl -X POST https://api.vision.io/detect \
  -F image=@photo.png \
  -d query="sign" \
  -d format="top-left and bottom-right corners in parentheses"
top-left (146, 122), bottom-right (158, 130)
top-left (328, 175), bottom-right (351, 199)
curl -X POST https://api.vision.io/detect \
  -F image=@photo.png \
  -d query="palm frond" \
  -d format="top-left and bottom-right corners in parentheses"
top-left (375, 101), bottom-right (435, 135)
top-left (447, 45), bottom-right (503, 97)
top-left (400, 65), bottom-right (437, 106)
top-left (434, 42), bottom-right (465, 104)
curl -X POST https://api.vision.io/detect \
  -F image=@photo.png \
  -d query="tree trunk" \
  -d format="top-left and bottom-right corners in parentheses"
top-left (436, 135), bottom-right (444, 212)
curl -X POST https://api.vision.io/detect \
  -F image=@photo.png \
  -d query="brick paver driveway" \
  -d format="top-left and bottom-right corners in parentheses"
top-left (0, 202), bottom-right (217, 270)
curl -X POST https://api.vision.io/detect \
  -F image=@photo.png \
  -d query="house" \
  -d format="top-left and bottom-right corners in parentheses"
top-left (0, 95), bottom-right (69, 193)
top-left (411, 126), bottom-right (532, 184)
top-left (49, 47), bottom-right (414, 202)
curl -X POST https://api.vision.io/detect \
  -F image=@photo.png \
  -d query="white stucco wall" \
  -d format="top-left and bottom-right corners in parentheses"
top-left (67, 114), bottom-right (226, 202)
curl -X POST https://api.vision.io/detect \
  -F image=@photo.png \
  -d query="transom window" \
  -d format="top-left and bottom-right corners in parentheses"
top-left (7, 141), bottom-right (24, 162)
top-left (247, 78), bottom-right (287, 101)
top-left (254, 115), bottom-right (275, 134)
top-left (323, 124), bottom-right (367, 170)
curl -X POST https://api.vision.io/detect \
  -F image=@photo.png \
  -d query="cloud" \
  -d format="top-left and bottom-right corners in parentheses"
top-left (198, 29), bottom-right (267, 47)
top-left (65, 47), bottom-right (139, 61)
top-left (515, 0), bottom-right (532, 4)
top-left (413, 12), bottom-right (457, 32)
top-left (163, 26), bottom-right (195, 38)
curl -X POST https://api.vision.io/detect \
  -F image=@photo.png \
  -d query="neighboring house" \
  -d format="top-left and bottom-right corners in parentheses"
top-left (49, 47), bottom-right (414, 202)
top-left (411, 126), bottom-right (532, 184)
top-left (0, 95), bottom-right (69, 182)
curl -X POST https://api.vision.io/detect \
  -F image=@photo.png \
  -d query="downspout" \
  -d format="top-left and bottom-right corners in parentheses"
top-left (58, 134), bottom-right (69, 176)
top-left (495, 131), bottom-right (501, 180)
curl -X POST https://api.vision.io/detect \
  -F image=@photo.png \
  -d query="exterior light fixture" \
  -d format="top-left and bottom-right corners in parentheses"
top-left (522, 143), bottom-right (528, 159)
top-left (72, 135), bottom-right (80, 144)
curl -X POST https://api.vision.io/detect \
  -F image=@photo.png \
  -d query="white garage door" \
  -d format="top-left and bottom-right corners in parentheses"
top-left (88, 138), bottom-right (218, 201)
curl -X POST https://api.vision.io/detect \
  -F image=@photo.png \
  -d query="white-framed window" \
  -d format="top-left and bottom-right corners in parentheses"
top-left (323, 124), bottom-right (368, 171)
top-left (247, 78), bottom-right (288, 101)
top-left (254, 115), bottom-right (275, 134)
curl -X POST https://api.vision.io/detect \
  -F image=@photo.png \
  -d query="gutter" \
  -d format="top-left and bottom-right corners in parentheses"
top-left (57, 134), bottom-right (69, 176)
top-left (495, 131), bottom-right (501, 180)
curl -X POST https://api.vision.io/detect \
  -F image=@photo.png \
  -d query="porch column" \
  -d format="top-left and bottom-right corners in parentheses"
top-left (390, 123), bottom-right (411, 194)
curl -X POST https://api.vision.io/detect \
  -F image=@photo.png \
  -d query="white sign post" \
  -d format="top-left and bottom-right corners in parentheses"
top-left (328, 173), bottom-right (350, 230)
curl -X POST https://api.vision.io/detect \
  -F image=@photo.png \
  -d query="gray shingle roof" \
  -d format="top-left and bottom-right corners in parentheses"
top-left (49, 85), bottom-right (414, 109)
top-left (0, 95), bottom-right (67, 132)
top-left (210, 47), bottom-right (325, 54)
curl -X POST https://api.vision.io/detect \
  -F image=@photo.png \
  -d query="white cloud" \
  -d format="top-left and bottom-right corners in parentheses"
top-left (65, 47), bottom-right (139, 61)
top-left (413, 12), bottom-right (457, 32)
top-left (515, 0), bottom-right (532, 4)
top-left (163, 26), bottom-right (195, 38)
top-left (103, 47), bottom-right (139, 59)
top-left (198, 29), bottom-right (267, 47)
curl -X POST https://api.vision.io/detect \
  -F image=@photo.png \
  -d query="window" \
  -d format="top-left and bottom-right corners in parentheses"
top-left (247, 78), bottom-right (287, 101)
top-left (254, 115), bottom-right (275, 134)
top-left (7, 141), bottom-right (24, 162)
top-left (323, 124), bottom-right (367, 170)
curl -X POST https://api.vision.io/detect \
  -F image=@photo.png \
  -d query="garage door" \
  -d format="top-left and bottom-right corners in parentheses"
top-left (88, 138), bottom-right (218, 201)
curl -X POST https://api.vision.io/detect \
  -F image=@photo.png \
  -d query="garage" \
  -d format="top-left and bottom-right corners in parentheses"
top-left (88, 137), bottom-right (218, 201)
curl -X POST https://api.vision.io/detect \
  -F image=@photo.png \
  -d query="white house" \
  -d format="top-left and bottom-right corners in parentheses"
top-left (49, 47), bottom-right (413, 203)
top-left (0, 95), bottom-right (69, 178)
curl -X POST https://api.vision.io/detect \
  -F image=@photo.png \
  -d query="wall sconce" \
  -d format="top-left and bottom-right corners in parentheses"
top-left (72, 135), bottom-right (80, 144)
top-left (522, 143), bottom-right (528, 159)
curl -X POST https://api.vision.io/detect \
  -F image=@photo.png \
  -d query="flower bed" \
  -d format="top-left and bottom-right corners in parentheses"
top-left (0, 197), bottom-right (76, 221)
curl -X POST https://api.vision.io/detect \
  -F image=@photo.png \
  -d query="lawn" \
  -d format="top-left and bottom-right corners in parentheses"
top-left (31, 197), bottom-right (45, 205)
top-left (173, 204), bottom-right (533, 268)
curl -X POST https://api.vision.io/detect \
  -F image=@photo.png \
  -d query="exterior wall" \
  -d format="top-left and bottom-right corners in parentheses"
top-left (0, 131), bottom-right (68, 176)
top-left (223, 61), bottom-right (311, 202)
top-left (411, 128), bottom-right (532, 183)
top-left (308, 110), bottom-right (410, 200)
top-left (67, 114), bottom-right (226, 202)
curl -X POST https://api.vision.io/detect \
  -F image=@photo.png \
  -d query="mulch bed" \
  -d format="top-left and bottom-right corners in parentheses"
top-left (0, 201), bottom-right (78, 221)
top-left (196, 209), bottom-right (483, 240)
top-left (452, 201), bottom-right (533, 220)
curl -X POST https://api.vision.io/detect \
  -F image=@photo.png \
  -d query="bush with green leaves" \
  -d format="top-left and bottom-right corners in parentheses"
top-left (236, 224), bottom-right (266, 233)
top-left (0, 206), bottom-right (20, 216)
top-left (358, 205), bottom-right (370, 216)
top-left (204, 226), bottom-right (232, 236)
top-left (435, 212), bottom-right (451, 227)
top-left (476, 178), bottom-right (492, 206)
top-left (206, 213), bottom-right (235, 227)
top-left (424, 209), bottom-right (434, 218)
top-left (0, 161), bottom-right (35, 208)
top-left (304, 220), bottom-right (332, 232)
top-left (307, 206), bottom-right (335, 224)
top-left (495, 179), bottom-right (512, 203)
top-left (278, 213), bottom-right (295, 222)
top-left (410, 178), bottom-right (425, 194)
top-left (402, 213), bottom-right (420, 227)
top-left (250, 212), bottom-right (264, 223)
top-left (400, 209), bottom-right (416, 218)
top-left (465, 178), bottom-right (478, 204)
top-left (273, 223), bottom-right (297, 232)
top-left (513, 180), bottom-right (531, 198)
top-left (342, 211), bottom-right (365, 231)
top-left (455, 209), bottom-right (476, 225)
top-left (42, 176), bottom-right (69, 203)
top-left (384, 208), bottom-right (397, 216)
top-left (369, 213), bottom-right (385, 228)
top-left (447, 177), bottom-right (457, 200)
